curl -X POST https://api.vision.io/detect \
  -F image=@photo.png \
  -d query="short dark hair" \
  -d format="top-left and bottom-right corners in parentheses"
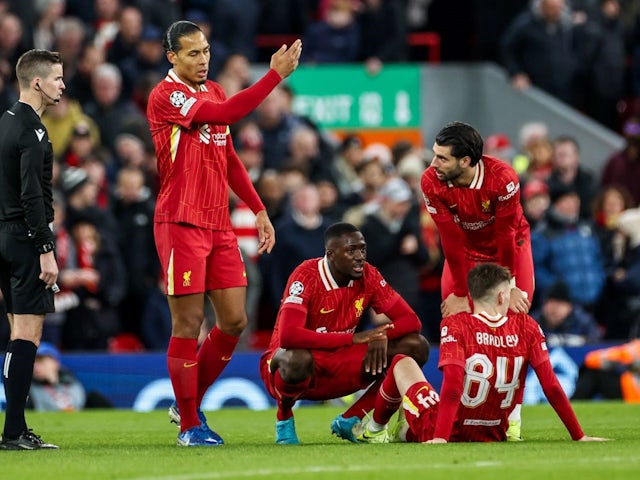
top-left (553, 135), bottom-right (580, 152)
top-left (16, 49), bottom-right (61, 90)
top-left (467, 263), bottom-right (512, 301)
top-left (325, 222), bottom-right (360, 246)
top-left (434, 121), bottom-right (484, 166)
top-left (163, 20), bottom-right (202, 52)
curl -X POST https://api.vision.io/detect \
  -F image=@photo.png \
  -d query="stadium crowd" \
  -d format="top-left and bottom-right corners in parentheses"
top-left (0, 0), bottom-right (639, 352)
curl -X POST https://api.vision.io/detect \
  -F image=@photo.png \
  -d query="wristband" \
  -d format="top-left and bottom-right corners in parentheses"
top-left (38, 241), bottom-right (55, 254)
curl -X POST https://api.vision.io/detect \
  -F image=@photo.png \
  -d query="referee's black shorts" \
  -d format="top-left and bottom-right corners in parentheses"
top-left (0, 222), bottom-right (54, 315)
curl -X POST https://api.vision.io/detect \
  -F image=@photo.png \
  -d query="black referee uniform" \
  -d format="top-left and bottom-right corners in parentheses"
top-left (0, 101), bottom-right (56, 315)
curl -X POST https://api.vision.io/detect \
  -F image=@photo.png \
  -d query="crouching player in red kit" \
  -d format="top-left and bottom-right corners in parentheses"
top-left (354, 263), bottom-right (608, 443)
top-left (260, 223), bottom-right (429, 444)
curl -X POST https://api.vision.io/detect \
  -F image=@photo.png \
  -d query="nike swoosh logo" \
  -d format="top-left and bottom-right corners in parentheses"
top-left (183, 362), bottom-right (198, 368)
top-left (320, 308), bottom-right (335, 314)
top-left (221, 355), bottom-right (232, 361)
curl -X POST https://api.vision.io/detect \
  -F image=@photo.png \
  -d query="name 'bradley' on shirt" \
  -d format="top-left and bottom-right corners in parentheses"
top-left (475, 333), bottom-right (519, 348)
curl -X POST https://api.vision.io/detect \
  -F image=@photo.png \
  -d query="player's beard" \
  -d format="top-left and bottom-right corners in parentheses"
top-left (439, 165), bottom-right (463, 182)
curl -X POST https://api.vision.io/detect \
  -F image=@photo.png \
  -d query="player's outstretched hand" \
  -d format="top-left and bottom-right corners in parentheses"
top-left (578, 435), bottom-right (610, 442)
top-left (270, 39), bottom-right (302, 79)
top-left (352, 323), bottom-right (393, 345)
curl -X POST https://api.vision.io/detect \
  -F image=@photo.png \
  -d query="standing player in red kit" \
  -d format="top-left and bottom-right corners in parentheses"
top-left (354, 263), bottom-right (607, 444)
top-left (260, 223), bottom-right (429, 444)
top-left (147, 20), bottom-right (302, 446)
top-left (421, 122), bottom-right (533, 439)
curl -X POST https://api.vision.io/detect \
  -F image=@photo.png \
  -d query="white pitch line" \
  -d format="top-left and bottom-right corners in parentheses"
top-left (127, 456), bottom-right (636, 480)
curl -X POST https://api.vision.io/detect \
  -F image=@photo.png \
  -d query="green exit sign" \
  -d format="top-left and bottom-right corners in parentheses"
top-left (289, 64), bottom-right (420, 129)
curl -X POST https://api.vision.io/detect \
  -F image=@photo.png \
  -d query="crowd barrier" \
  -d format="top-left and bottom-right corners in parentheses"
top-left (0, 342), bottom-right (621, 411)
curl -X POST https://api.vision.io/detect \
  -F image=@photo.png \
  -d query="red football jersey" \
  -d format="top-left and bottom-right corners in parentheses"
top-left (437, 311), bottom-right (548, 442)
top-left (266, 257), bottom-right (399, 353)
top-left (148, 70), bottom-right (236, 230)
top-left (421, 155), bottom-right (529, 262)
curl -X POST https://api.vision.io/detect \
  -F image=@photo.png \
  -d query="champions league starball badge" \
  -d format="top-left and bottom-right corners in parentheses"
top-left (169, 90), bottom-right (187, 107)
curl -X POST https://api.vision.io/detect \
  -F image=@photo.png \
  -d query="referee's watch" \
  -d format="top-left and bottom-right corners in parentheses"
top-left (38, 241), bottom-right (55, 254)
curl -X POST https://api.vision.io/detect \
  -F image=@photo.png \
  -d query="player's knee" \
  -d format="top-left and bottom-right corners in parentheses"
top-left (279, 349), bottom-right (314, 383)
top-left (172, 311), bottom-right (205, 337)
top-left (398, 334), bottom-right (430, 367)
top-left (218, 313), bottom-right (247, 337)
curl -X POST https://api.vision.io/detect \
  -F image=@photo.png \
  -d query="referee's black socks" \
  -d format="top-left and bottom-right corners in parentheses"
top-left (2, 339), bottom-right (37, 439)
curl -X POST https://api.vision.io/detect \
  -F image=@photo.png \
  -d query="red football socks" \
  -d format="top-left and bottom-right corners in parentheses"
top-left (167, 336), bottom-right (199, 432)
top-left (196, 326), bottom-right (239, 406)
top-left (274, 369), bottom-right (311, 421)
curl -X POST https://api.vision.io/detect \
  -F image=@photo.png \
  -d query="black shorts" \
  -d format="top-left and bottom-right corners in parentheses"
top-left (0, 222), bottom-right (54, 315)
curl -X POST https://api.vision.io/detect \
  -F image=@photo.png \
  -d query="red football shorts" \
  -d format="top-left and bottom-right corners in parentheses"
top-left (441, 239), bottom-right (535, 301)
top-left (260, 344), bottom-right (372, 401)
top-left (154, 222), bottom-right (247, 295)
top-left (402, 381), bottom-right (440, 443)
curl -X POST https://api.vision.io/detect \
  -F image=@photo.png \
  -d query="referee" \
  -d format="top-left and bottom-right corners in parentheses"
top-left (0, 49), bottom-right (64, 450)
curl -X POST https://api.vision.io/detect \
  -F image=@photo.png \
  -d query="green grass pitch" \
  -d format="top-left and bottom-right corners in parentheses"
top-left (1, 401), bottom-right (639, 480)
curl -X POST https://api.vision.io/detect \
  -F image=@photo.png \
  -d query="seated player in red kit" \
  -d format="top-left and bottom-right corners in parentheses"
top-left (259, 222), bottom-right (429, 444)
top-left (354, 263), bottom-right (608, 444)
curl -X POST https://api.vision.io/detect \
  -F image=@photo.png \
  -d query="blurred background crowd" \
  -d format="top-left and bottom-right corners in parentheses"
top-left (0, 0), bottom-right (639, 354)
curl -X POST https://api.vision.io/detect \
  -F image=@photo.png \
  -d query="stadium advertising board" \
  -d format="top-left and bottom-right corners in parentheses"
top-left (0, 344), bottom-right (619, 410)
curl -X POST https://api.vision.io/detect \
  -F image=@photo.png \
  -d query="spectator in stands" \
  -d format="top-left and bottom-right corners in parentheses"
top-left (572, 339), bottom-right (640, 402)
top-left (134, 0), bottom-right (181, 32)
top-left (215, 53), bottom-right (252, 97)
top-left (531, 280), bottom-right (601, 347)
top-left (357, 0), bottom-right (408, 75)
top-left (28, 342), bottom-right (113, 411)
top-left (118, 24), bottom-right (170, 99)
top-left (210, 1), bottom-right (261, 61)
top-left (531, 184), bottom-right (605, 310)
top-left (263, 183), bottom-right (331, 311)
top-left (233, 118), bottom-right (264, 183)
top-left (592, 185), bottom-right (635, 274)
top-left (547, 136), bottom-right (597, 220)
top-left (601, 118), bottom-right (640, 206)
top-left (302, 0), bottom-right (360, 64)
top-left (61, 166), bottom-right (119, 243)
top-left (59, 122), bottom-right (98, 168)
top-left (82, 62), bottom-right (146, 153)
top-left (106, 5), bottom-right (144, 68)
top-left (282, 125), bottom-right (330, 182)
top-left (256, 169), bottom-right (288, 225)
top-left (53, 16), bottom-right (87, 81)
top-left (597, 207), bottom-right (640, 340)
top-left (112, 166), bottom-right (158, 341)
top-left (521, 178), bottom-right (551, 229)
top-left (255, 85), bottom-right (304, 171)
top-left (65, 43), bottom-right (106, 106)
top-left (330, 134), bottom-right (366, 206)
top-left (360, 177), bottom-right (429, 317)
top-left (0, 12), bottom-right (25, 83)
top-left (92, 0), bottom-right (121, 54)
top-left (512, 121), bottom-right (553, 180)
top-left (42, 97), bottom-right (101, 160)
top-left (484, 133), bottom-right (516, 164)
top-left (32, 0), bottom-right (66, 51)
top-left (501, 0), bottom-right (579, 105)
top-left (316, 177), bottom-right (347, 225)
top-left (342, 155), bottom-right (389, 227)
top-left (574, 0), bottom-right (625, 130)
